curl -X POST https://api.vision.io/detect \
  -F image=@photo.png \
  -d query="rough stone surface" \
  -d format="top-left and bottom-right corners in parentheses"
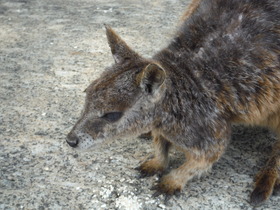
top-left (0, 0), bottom-right (279, 209)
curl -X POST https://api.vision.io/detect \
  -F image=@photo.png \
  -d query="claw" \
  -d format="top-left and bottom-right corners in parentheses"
top-left (174, 189), bottom-right (181, 198)
top-left (135, 164), bottom-right (150, 178)
top-left (139, 172), bottom-right (148, 179)
top-left (164, 194), bottom-right (172, 203)
top-left (152, 190), bottom-right (162, 198)
top-left (151, 180), bottom-right (182, 201)
top-left (134, 166), bottom-right (141, 171)
top-left (151, 183), bottom-right (162, 197)
top-left (157, 172), bottom-right (164, 178)
top-left (151, 184), bottom-right (158, 191)
top-left (273, 182), bottom-right (280, 196)
top-left (135, 161), bottom-right (163, 178)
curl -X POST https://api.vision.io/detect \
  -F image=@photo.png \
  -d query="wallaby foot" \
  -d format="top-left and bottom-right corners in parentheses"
top-left (250, 169), bottom-right (278, 206)
top-left (136, 158), bottom-right (166, 177)
top-left (152, 173), bottom-right (183, 195)
top-left (136, 135), bottom-right (171, 177)
top-left (250, 142), bottom-right (280, 206)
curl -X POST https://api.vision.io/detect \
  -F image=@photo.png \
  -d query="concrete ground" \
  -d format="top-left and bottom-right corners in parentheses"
top-left (0, 0), bottom-right (279, 209)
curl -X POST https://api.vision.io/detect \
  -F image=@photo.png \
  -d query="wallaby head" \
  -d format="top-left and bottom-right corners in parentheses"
top-left (66, 26), bottom-right (166, 149)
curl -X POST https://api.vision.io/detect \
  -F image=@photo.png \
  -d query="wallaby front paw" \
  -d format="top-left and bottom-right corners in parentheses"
top-left (135, 159), bottom-right (165, 178)
top-left (152, 175), bottom-right (182, 196)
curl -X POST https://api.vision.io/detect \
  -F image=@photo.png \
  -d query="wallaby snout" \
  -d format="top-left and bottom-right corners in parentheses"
top-left (66, 131), bottom-right (79, 148)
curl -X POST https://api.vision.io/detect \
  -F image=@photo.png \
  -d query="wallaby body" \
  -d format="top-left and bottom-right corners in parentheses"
top-left (67, 0), bottom-right (280, 206)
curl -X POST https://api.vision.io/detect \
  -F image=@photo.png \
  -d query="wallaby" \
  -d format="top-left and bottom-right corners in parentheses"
top-left (66, 0), bottom-right (280, 206)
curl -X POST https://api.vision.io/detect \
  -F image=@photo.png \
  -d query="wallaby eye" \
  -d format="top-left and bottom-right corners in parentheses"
top-left (101, 112), bottom-right (123, 122)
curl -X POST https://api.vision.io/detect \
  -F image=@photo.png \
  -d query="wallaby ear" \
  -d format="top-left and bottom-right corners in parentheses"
top-left (140, 64), bottom-right (166, 94)
top-left (105, 25), bottom-right (139, 64)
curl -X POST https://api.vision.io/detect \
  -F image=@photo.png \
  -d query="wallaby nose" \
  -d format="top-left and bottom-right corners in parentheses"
top-left (66, 132), bottom-right (79, 148)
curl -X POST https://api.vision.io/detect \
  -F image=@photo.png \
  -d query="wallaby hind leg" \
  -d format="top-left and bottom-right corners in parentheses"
top-left (136, 134), bottom-right (171, 177)
top-left (250, 140), bottom-right (280, 206)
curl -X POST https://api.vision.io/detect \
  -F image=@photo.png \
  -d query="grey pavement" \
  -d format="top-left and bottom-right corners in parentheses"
top-left (0, 0), bottom-right (279, 209)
